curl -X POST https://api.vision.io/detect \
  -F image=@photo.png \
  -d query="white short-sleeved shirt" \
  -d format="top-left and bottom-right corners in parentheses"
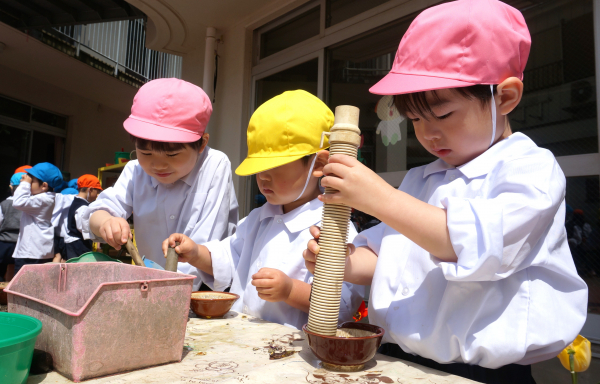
top-left (355, 133), bottom-right (588, 368)
top-left (12, 182), bottom-right (56, 259)
top-left (83, 147), bottom-right (239, 289)
top-left (200, 198), bottom-right (365, 330)
top-left (53, 194), bottom-right (75, 239)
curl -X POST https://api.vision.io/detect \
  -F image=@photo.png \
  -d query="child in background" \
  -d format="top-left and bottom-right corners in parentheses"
top-left (304, 1), bottom-right (587, 382)
top-left (164, 90), bottom-right (364, 330)
top-left (13, 163), bottom-right (65, 274)
top-left (63, 175), bottom-right (102, 260)
top-left (85, 78), bottom-right (238, 290)
top-left (0, 172), bottom-right (26, 281)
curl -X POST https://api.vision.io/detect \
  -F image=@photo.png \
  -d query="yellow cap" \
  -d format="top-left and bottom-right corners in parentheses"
top-left (235, 90), bottom-right (333, 176)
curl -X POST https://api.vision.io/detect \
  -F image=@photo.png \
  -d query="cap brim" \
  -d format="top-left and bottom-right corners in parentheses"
top-left (124, 117), bottom-right (201, 143)
top-left (235, 155), bottom-right (305, 176)
top-left (370, 72), bottom-right (479, 95)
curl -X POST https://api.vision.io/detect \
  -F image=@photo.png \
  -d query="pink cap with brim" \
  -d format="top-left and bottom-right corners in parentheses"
top-left (124, 78), bottom-right (212, 143)
top-left (370, 0), bottom-right (531, 96)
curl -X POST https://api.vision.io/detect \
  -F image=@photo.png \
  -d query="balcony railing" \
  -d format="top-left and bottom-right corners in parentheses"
top-left (50, 19), bottom-right (182, 85)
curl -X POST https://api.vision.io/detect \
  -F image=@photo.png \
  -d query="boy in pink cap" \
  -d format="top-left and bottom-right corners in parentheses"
top-left (84, 79), bottom-right (238, 289)
top-left (304, 0), bottom-right (587, 382)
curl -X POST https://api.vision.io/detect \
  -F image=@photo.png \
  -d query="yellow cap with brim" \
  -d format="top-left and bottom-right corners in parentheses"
top-left (235, 90), bottom-right (333, 176)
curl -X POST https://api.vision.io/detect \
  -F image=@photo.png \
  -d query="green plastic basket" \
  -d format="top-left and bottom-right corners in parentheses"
top-left (66, 252), bottom-right (122, 264)
top-left (0, 312), bottom-right (43, 384)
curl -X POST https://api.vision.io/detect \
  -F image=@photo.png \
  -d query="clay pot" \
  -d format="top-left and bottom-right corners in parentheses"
top-left (0, 282), bottom-right (8, 305)
top-left (190, 291), bottom-right (240, 319)
top-left (303, 322), bottom-right (385, 371)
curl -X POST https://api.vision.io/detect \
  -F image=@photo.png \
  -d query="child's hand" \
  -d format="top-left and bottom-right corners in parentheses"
top-left (98, 217), bottom-right (131, 250)
top-left (21, 174), bottom-right (32, 184)
top-left (251, 268), bottom-right (293, 302)
top-left (303, 225), bottom-right (355, 274)
top-left (320, 154), bottom-right (396, 217)
top-left (162, 234), bottom-right (199, 264)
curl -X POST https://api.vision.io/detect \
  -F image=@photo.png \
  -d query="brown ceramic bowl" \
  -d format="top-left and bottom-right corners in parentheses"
top-left (303, 322), bottom-right (385, 371)
top-left (190, 291), bottom-right (240, 319)
top-left (0, 282), bottom-right (8, 305)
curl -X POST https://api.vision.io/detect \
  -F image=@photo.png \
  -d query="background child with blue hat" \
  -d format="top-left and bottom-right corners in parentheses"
top-left (0, 172), bottom-right (27, 281)
top-left (164, 90), bottom-right (364, 330)
top-left (12, 162), bottom-right (65, 273)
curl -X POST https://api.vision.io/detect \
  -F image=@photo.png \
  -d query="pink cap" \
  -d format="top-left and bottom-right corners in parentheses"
top-left (124, 78), bottom-right (212, 142)
top-left (370, 0), bottom-right (531, 95)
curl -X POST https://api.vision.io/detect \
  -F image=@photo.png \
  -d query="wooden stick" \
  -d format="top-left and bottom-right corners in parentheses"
top-left (125, 238), bottom-right (144, 266)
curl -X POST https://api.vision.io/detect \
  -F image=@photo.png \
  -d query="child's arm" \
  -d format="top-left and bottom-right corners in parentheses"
top-left (317, 152), bottom-right (457, 262)
top-left (251, 269), bottom-right (311, 313)
top-left (162, 234), bottom-right (214, 275)
top-left (12, 178), bottom-right (54, 214)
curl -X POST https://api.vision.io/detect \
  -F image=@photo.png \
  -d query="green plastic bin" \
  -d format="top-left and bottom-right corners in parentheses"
top-left (0, 312), bottom-right (42, 384)
top-left (66, 251), bottom-right (122, 263)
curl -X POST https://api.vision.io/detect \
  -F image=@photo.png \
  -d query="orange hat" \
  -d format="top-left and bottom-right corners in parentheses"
top-left (14, 165), bottom-right (32, 174)
top-left (77, 174), bottom-right (103, 191)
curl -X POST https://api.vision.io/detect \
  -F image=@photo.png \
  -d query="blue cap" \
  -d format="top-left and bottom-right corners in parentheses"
top-left (61, 187), bottom-right (79, 195)
top-left (68, 179), bottom-right (78, 189)
top-left (27, 163), bottom-right (66, 191)
top-left (10, 173), bottom-right (25, 186)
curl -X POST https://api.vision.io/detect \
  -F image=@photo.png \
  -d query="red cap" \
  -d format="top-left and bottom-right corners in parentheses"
top-left (124, 78), bottom-right (212, 143)
top-left (370, 0), bottom-right (531, 95)
top-left (77, 174), bottom-right (103, 191)
top-left (14, 165), bottom-right (32, 174)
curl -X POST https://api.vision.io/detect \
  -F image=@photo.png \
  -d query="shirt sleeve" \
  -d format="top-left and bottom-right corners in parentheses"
top-left (187, 156), bottom-right (238, 245)
top-left (12, 182), bottom-right (54, 215)
top-left (82, 162), bottom-right (136, 241)
top-left (75, 205), bottom-right (88, 233)
top-left (199, 215), bottom-right (247, 292)
top-left (338, 224), bottom-right (366, 322)
top-left (0, 204), bottom-right (4, 226)
top-left (352, 221), bottom-right (386, 255)
top-left (438, 154), bottom-right (566, 282)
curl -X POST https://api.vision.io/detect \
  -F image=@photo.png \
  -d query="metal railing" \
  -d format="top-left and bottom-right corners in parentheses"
top-left (53, 19), bottom-right (182, 83)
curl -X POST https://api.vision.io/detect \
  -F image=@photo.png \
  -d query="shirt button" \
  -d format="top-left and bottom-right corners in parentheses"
top-left (170, 215), bottom-right (175, 220)
top-left (243, 305), bottom-right (249, 313)
top-left (402, 287), bottom-right (409, 296)
top-left (276, 218), bottom-right (283, 224)
top-left (449, 175), bottom-right (456, 181)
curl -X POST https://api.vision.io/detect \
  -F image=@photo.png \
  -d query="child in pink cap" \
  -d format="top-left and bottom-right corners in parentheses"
top-left (84, 79), bottom-right (238, 289)
top-left (304, 0), bottom-right (587, 382)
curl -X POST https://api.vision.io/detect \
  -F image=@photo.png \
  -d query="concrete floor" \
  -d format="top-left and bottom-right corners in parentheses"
top-left (532, 357), bottom-right (600, 384)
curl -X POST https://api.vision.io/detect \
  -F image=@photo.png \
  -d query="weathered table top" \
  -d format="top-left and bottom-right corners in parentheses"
top-left (29, 312), bottom-right (477, 384)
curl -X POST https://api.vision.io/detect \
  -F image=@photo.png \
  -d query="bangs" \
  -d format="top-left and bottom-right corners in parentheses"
top-left (393, 84), bottom-right (497, 119)
top-left (130, 134), bottom-right (203, 153)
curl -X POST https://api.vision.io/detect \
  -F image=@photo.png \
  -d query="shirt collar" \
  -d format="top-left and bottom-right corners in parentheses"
top-left (150, 147), bottom-right (209, 188)
top-left (423, 133), bottom-right (527, 180)
top-left (259, 198), bottom-right (323, 234)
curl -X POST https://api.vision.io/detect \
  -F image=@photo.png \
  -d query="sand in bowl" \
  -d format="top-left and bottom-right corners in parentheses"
top-left (335, 328), bottom-right (375, 338)
top-left (191, 292), bottom-right (234, 300)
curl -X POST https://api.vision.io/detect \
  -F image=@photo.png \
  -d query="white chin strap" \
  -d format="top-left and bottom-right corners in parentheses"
top-left (293, 154), bottom-right (318, 202)
top-left (490, 84), bottom-right (497, 147)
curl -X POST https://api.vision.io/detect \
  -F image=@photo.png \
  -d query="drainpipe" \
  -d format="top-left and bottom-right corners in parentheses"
top-left (203, 27), bottom-right (218, 101)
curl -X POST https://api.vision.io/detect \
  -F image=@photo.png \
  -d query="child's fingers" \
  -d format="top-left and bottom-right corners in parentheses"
top-left (119, 221), bottom-right (130, 244)
top-left (328, 154), bottom-right (360, 167)
top-left (161, 238), bottom-right (169, 256)
top-left (318, 192), bottom-right (344, 205)
top-left (251, 268), bottom-right (275, 281)
top-left (347, 243), bottom-right (356, 257)
top-left (307, 239), bottom-right (319, 255)
top-left (320, 175), bottom-right (344, 191)
top-left (309, 225), bottom-right (321, 239)
top-left (251, 278), bottom-right (272, 288)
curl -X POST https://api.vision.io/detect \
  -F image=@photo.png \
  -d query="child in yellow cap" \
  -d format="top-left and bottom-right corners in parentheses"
top-left (164, 90), bottom-right (364, 329)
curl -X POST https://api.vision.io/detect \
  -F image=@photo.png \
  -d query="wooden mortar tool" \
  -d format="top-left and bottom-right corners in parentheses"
top-left (165, 242), bottom-right (180, 272)
top-left (125, 238), bottom-right (144, 266)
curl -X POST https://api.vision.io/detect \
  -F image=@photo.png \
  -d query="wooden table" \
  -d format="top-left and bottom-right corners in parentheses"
top-left (28, 312), bottom-right (477, 384)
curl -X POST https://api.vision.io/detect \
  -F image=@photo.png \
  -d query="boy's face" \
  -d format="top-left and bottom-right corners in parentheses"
top-left (136, 137), bottom-right (208, 184)
top-left (406, 88), bottom-right (502, 167)
top-left (256, 157), bottom-right (319, 207)
top-left (88, 189), bottom-right (100, 203)
top-left (29, 176), bottom-right (48, 195)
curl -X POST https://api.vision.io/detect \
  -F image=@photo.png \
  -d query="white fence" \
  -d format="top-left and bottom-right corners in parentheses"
top-left (54, 19), bottom-right (182, 82)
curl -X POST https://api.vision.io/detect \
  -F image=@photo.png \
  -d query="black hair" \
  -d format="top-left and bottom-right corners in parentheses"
top-left (79, 187), bottom-right (89, 193)
top-left (301, 154), bottom-right (314, 166)
top-left (394, 84), bottom-right (498, 119)
top-left (130, 134), bottom-right (205, 153)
